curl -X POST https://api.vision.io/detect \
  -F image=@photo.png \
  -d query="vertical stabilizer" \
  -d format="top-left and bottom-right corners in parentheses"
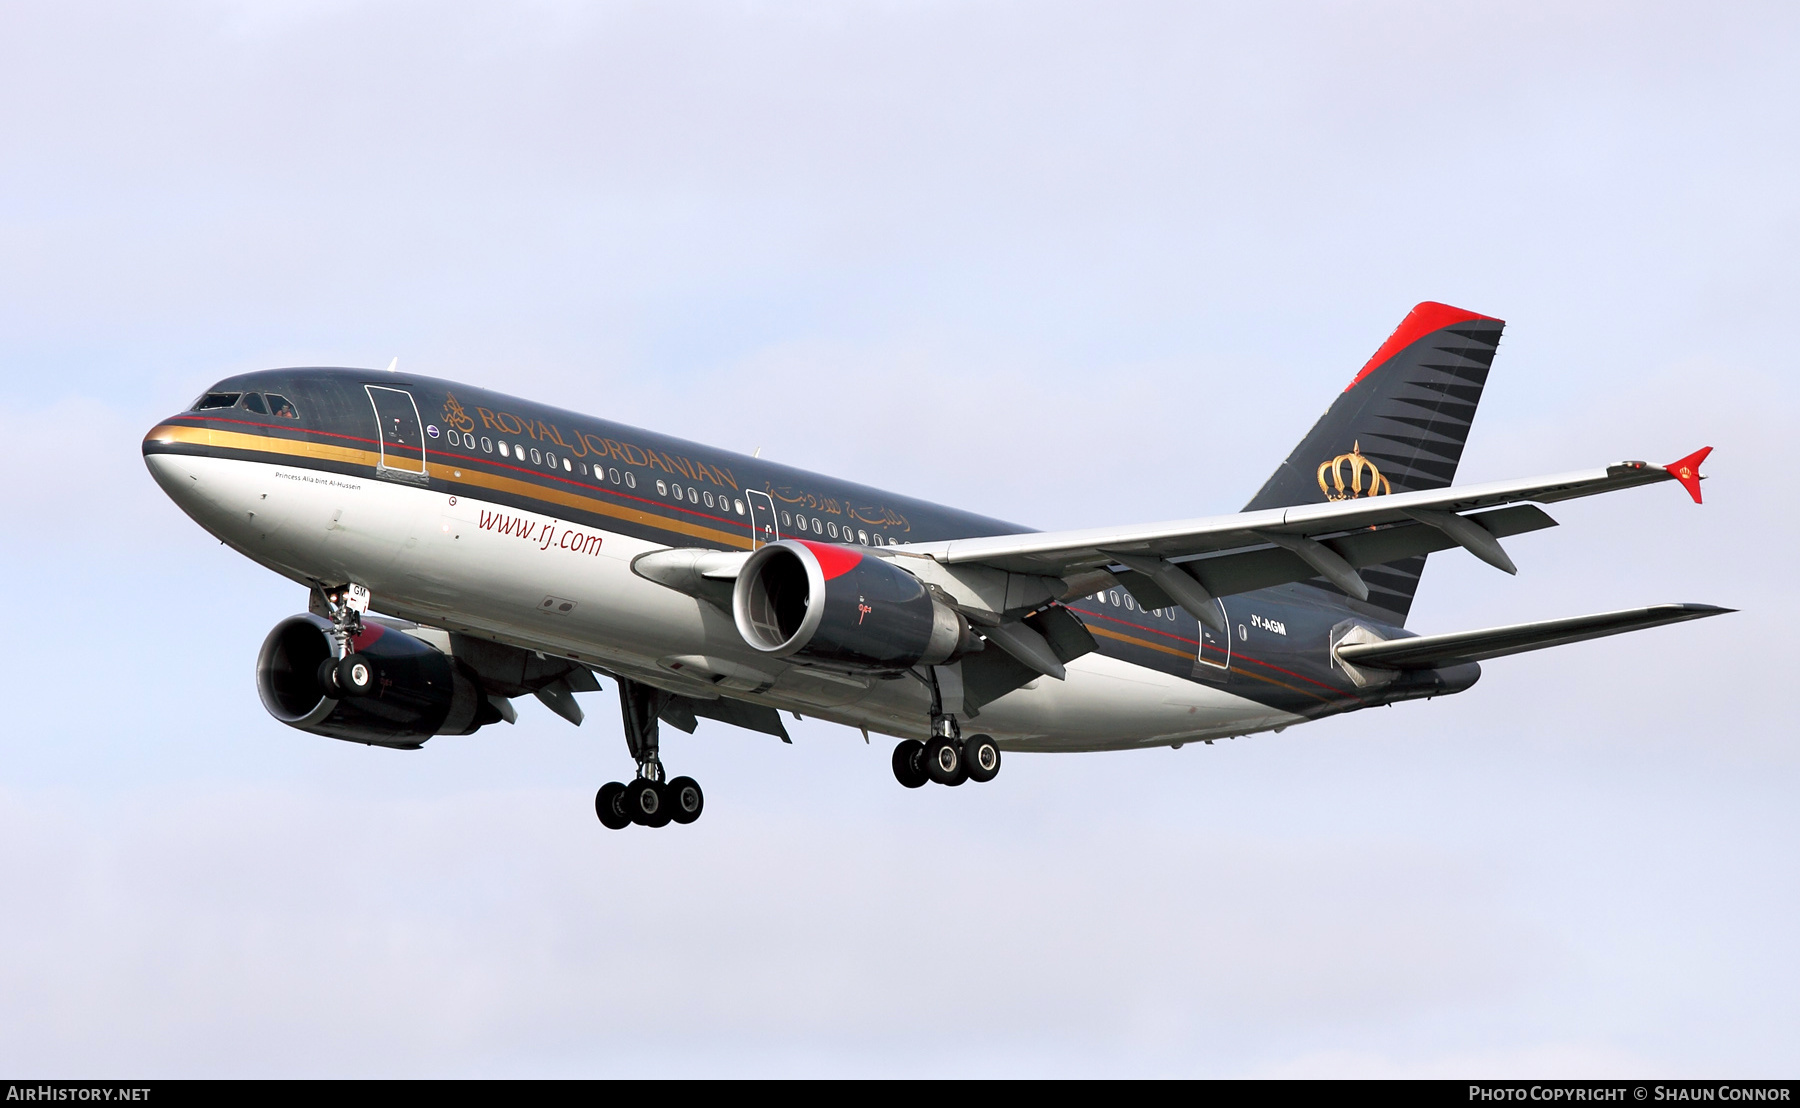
top-left (1243, 302), bottom-right (1505, 623)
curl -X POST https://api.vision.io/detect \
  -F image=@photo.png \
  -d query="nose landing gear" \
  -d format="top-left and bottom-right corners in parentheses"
top-left (594, 676), bottom-right (706, 830)
top-left (313, 583), bottom-right (376, 700)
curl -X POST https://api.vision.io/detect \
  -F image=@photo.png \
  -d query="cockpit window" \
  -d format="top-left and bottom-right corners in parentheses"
top-left (193, 392), bottom-right (241, 411)
top-left (264, 394), bottom-right (299, 419)
top-left (243, 392), bottom-right (268, 414)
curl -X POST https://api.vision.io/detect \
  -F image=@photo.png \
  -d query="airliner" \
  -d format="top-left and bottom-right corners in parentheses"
top-left (143, 302), bottom-right (1728, 828)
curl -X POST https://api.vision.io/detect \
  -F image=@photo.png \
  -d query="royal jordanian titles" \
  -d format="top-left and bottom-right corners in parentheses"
top-left (144, 302), bottom-right (1729, 828)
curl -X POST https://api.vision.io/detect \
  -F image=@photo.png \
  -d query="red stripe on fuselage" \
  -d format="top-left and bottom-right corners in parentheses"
top-left (1076, 606), bottom-right (1359, 699)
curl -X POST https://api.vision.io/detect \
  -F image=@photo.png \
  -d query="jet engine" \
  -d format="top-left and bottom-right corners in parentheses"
top-left (255, 614), bottom-right (496, 748)
top-left (733, 540), bottom-right (981, 669)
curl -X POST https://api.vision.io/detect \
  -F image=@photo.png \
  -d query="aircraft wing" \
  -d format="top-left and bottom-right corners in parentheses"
top-left (1334, 603), bottom-right (1733, 669)
top-left (901, 449), bottom-right (1710, 625)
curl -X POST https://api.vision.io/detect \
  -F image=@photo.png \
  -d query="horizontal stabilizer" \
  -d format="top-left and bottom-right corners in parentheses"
top-left (1336, 603), bottom-right (1733, 670)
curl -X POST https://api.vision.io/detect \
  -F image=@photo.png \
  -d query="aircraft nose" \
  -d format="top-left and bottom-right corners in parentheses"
top-left (143, 413), bottom-right (241, 524)
top-left (143, 420), bottom-right (204, 504)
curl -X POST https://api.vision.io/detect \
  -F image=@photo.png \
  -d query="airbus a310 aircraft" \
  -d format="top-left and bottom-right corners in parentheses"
top-left (144, 302), bottom-right (1727, 829)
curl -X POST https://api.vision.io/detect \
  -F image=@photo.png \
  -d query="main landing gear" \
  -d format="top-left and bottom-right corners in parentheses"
top-left (314, 583), bottom-right (375, 699)
top-left (892, 719), bottom-right (1002, 789)
top-left (595, 677), bottom-right (704, 830)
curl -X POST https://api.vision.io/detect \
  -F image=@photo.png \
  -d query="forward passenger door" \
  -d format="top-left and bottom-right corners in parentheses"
top-left (366, 385), bottom-right (427, 479)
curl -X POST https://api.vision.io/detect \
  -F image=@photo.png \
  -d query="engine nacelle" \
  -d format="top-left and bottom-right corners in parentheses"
top-left (733, 539), bottom-right (980, 669)
top-left (256, 614), bottom-right (492, 748)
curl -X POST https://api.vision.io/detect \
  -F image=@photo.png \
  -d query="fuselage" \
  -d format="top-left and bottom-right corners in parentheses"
top-left (143, 367), bottom-right (1474, 752)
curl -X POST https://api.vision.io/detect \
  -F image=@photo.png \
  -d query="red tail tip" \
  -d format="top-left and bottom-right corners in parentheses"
top-left (1345, 301), bottom-right (1501, 392)
top-left (1663, 446), bottom-right (1712, 504)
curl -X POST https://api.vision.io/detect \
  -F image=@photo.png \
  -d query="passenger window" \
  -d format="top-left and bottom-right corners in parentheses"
top-left (243, 393), bottom-right (268, 414)
top-left (796, 514), bottom-right (807, 530)
top-left (625, 473), bottom-right (636, 488)
top-left (1125, 595), bottom-right (1136, 611)
top-left (546, 452), bottom-right (557, 468)
top-left (858, 530), bottom-right (868, 544)
top-left (702, 491), bottom-right (714, 507)
top-left (464, 433), bottom-right (475, 448)
top-left (874, 533), bottom-right (884, 545)
top-left (265, 394), bottom-right (299, 419)
top-left (1109, 590), bottom-right (1120, 606)
top-left (609, 468), bottom-right (621, 484)
top-left (499, 441), bottom-right (510, 457)
top-left (673, 485), bottom-right (685, 501)
top-left (531, 449), bottom-right (542, 465)
top-left (812, 518), bottom-right (823, 534)
top-left (656, 480), bottom-right (668, 496)
top-left (192, 392), bottom-right (240, 411)
top-left (827, 522), bottom-right (838, 538)
top-left (734, 499), bottom-right (745, 515)
top-left (782, 512), bottom-right (792, 527)
top-left (481, 437), bottom-right (492, 453)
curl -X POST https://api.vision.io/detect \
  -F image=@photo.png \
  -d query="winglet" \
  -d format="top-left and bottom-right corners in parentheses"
top-left (1663, 446), bottom-right (1712, 504)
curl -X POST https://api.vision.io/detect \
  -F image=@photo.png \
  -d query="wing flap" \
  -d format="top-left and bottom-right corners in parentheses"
top-left (1334, 603), bottom-right (1733, 670)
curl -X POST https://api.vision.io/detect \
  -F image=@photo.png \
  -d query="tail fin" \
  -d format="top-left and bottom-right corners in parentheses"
top-left (1243, 302), bottom-right (1505, 623)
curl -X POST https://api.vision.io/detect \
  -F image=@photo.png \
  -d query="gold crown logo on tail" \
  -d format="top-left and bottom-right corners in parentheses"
top-left (1317, 441), bottom-right (1391, 501)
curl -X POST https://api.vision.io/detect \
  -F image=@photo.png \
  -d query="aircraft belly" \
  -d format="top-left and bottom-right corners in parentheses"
top-left (970, 652), bottom-right (1303, 752)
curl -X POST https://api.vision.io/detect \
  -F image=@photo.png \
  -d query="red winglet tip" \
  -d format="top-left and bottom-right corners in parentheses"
top-left (1664, 446), bottom-right (1711, 504)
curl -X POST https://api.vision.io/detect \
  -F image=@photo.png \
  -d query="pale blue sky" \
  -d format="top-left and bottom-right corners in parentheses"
top-left (0, 0), bottom-right (1793, 1076)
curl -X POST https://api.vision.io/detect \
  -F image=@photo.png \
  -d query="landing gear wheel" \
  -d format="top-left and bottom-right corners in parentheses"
top-left (337, 653), bottom-right (375, 697)
top-left (964, 734), bottom-right (1001, 783)
top-left (667, 776), bottom-right (704, 824)
top-left (892, 740), bottom-right (929, 789)
top-left (316, 658), bottom-right (343, 699)
top-left (595, 782), bottom-right (631, 830)
top-left (627, 777), bottom-right (670, 827)
top-left (925, 736), bottom-right (963, 785)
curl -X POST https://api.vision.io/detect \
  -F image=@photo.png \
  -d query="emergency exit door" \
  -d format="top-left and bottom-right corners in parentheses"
top-left (746, 490), bottom-right (779, 548)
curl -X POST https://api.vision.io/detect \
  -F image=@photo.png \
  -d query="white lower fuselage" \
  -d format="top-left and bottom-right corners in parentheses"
top-left (150, 452), bottom-right (1302, 752)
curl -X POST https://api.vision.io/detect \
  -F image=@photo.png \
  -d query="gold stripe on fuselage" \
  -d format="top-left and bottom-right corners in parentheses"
top-left (145, 423), bottom-right (754, 550)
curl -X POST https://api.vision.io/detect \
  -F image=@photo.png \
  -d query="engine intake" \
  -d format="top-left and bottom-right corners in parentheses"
top-left (256, 614), bottom-right (491, 748)
top-left (733, 540), bottom-right (979, 669)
